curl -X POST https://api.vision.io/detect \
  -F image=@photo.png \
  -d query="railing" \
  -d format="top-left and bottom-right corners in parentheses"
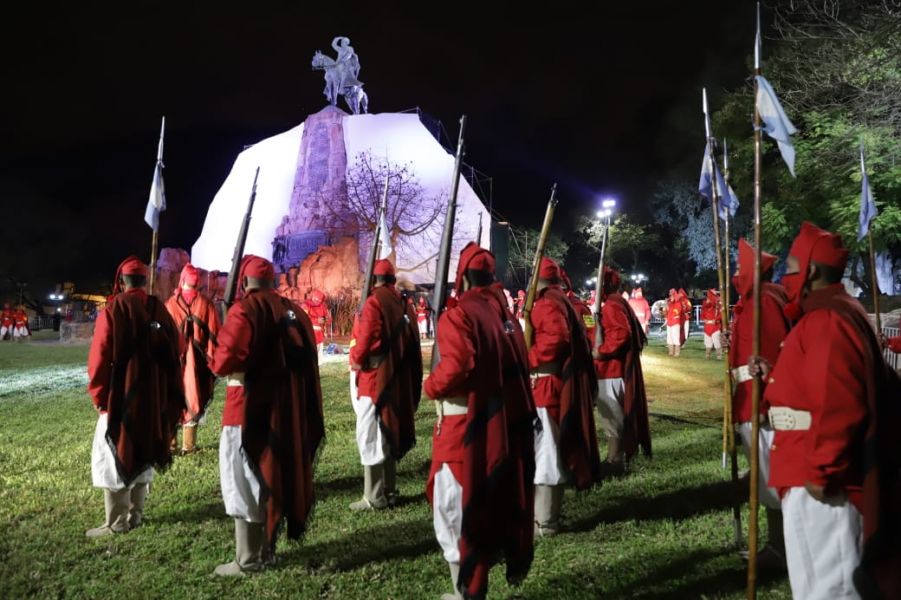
top-left (883, 326), bottom-right (899, 371)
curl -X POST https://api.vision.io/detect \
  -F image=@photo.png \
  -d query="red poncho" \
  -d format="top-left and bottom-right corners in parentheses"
top-left (165, 289), bottom-right (220, 424)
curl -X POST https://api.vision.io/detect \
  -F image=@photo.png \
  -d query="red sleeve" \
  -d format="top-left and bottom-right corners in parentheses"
top-left (888, 336), bottom-right (901, 354)
top-left (597, 300), bottom-right (630, 358)
top-left (805, 312), bottom-right (869, 490)
top-left (528, 296), bottom-right (569, 369)
top-left (423, 307), bottom-right (475, 400)
top-left (210, 302), bottom-right (253, 376)
top-left (349, 295), bottom-right (382, 366)
top-left (86, 308), bottom-right (113, 410)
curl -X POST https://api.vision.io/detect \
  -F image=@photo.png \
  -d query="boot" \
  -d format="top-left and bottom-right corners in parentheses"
top-left (667, 345), bottom-right (674, 356)
top-left (705, 347), bottom-right (712, 360)
top-left (441, 561), bottom-right (464, 600)
top-left (170, 433), bottom-right (179, 453)
top-left (601, 438), bottom-right (626, 477)
top-left (384, 457), bottom-right (398, 506)
top-left (534, 484), bottom-right (563, 537)
top-left (716, 350), bottom-right (723, 360)
top-left (674, 345), bottom-right (681, 357)
top-left (128, 483), bottom-right (149, 529)
top-left (214, 519), bottom-right (265, 576)
top-left (181, 425), bottom-right (197, 454)
top-left (86, 488), bottom-right (130, 537)
top-left (350, 463), bottom-right (388, 510)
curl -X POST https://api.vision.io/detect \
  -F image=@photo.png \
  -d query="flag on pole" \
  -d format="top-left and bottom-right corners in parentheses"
top-left (698, 142), bottom-right (738, 220)
top-left (755, 76), bottom-right (798, 177)
top-left (144, 117), bottom-right (166, 231)
top-left (857, 144), bottom-right (878, 241)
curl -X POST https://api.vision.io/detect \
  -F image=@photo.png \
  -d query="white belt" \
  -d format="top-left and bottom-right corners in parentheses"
top-left (435, 398), bottom-right (468, 417)
top-left (731, 365), bottom-right (752, 385)
top-left (226, 372), bottom-right (245, 387)
top-left (530, 372), bottom-right (554, 379)
top-left (768, 407), bottom-right (811, 431)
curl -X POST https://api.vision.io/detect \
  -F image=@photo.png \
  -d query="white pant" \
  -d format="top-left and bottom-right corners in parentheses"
top-left (219, 425), bottom-right (265, 523)
top-left (596, 378), bottom-right (625, 439)
top-left (12, 326), bottom-right (28, 338)
top-left (91, 414), bottom-right (153, 491)
top-left (418, 320), bottom-right (428, 335)
top-left (737, 422), bottom-right (780, 510)
top-left (350, 374), bottom-right (387, 466)
top-left (783, 487), bottom-right (862, 600)
top-left (432, 464), bottom-right (463, 563)
top-left (666, 325), bottom-right (682, 346)
top-left (534, 406), bottom-right (565, 485)
top-left (704, 331), bottom-right (722, 350)
top-left (0, 326), bottom-right (9, 338)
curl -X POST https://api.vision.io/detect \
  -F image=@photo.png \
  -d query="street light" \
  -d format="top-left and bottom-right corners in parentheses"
top-left (602, 198), bottom-right (617, 209)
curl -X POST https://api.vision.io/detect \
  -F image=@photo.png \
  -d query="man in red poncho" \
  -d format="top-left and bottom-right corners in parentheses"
top-left (425, 242), bottom-right (536, 600)
top-left (664, 288), bottom-right (685, 356)
top-left (593, 267), bottom-right (651, 471)
top-left (561, 270), bottom-right (595, 340)
top-left (164, 263), bottom-right (220, 454)
top-left (752, 222), bottom-right (900, 598)
top-left (728, 239), bottom-right (791, 565)
top-left (0, 303), bottom-right (13, 340)
top-left (86, 256), bottom-right (184, 537)
top-left (348, 259), bottom-right (422, 511)
top-left (679, 289), bottom-right (692, 343)
top-left (12, 306), bottom-right (31, 341)
top-left (700, 289), bottom-right (723, 360)
top-left (527, 258), bottom-right (601, 537)
top-left (302, 289), bottom-right (332, 354)
top-left (628, 288), bottom-right (651, 335)
top-left (210, 255), bottom-right (324, 576)
top-left (416, 295), bottom-right (430, 339)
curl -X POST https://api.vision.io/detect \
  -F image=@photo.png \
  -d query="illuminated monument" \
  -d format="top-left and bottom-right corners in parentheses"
top-left (191, 37), bottom-right (490, 291)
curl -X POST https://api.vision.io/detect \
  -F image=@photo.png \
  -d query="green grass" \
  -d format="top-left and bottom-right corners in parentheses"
top-left (0, 335), bottom-right (791, 599)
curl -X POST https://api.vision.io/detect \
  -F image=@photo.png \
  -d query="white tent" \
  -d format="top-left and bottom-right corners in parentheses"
top-left (191, 111), bottom-right (490, 284)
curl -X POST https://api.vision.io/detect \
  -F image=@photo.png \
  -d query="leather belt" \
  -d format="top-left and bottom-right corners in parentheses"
top-left (768, 407), bottom-right (812, 431)
top-left (530, 361), bottom-right (561, 377)
top-left (226, 372), bottom-right (245, 387)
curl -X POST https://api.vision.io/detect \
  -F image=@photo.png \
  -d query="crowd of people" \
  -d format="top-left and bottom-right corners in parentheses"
top-left (0, 303), bottom-right (31, 342)
top-left (80, 220), bottom-right (899, 599)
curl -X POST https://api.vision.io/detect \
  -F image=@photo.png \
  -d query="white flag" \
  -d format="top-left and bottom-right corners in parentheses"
top-left (755, 76), bottom-right (798, 177)
top-left (144, 117), bottom-right (166, 231)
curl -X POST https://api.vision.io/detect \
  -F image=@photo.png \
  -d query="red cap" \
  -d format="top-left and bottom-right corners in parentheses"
top-left (706, 288), bottom-right (719, 303)
top-left (179, 263), bottom-right (200, 287)
top-left (454, 242), bottom-right (496, 295)
top-left (113, 255), bottom-right (149, 294)
top-left (239, 255), bottom-right (275, 287)
top-left (373, 259), bottom-right (395, 276)
top-left (735, 238), bottom-right (777, 297)
top-left (790, 222), bottom-right (849, 271)
top-left (602, 267), bottom-right (621, 295)
top-left (538, 257), bottom-right (561, 281)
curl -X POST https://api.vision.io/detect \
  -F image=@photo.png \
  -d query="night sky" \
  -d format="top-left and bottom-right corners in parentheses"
top-left (0, 2), bottom-right (757, 297)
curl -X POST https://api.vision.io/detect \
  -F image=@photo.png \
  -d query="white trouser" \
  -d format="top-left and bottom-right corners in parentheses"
top-left (534, 406), bottom-right (565, 485)
top-left (418, 320), bottom-right (428, 335)
top-left (737, 421), bottom-right (781, 510)
top-left (219, 425), bottom-right (265, 523)
top-left (0, 326), bottom-right (9, 337)
top-left (432, 464), bottom-right (463, 563)
top-left (666, 325), bottom-right (682, 346)
top-left (91, 414), bottom-right (153, 491)
top-left (596, 378), bottom-right (625, 439)
top-left (12, 326), bottom-right (28, 338)
top-left (683, 320), bottom-right (690, 338)
top-left (782, 487), bottom-right (862, 600)
top-left (350, 374), bottom-right (387, 466)
top-left (704, 331), bottom-right (722, 350)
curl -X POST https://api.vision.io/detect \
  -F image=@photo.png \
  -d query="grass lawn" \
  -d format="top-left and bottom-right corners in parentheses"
top-left (0, 334), bottom-right (791, 599)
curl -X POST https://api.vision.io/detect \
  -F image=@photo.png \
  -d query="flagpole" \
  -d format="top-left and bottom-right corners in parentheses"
top-left (868, 232), bottom-right (882, 333)
top-left (148, 116), bottom-right (165, 295)
top-left (722, 137), bottom-right (742, 548)
top-left (703, 90), bottom-right (742, 549)
top-left (748, 4), bottom-right (763, 598)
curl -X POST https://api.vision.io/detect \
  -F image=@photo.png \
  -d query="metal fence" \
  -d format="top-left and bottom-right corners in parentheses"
top-left (883, 326), bottom-right (900, 371)
top-left (29, 316), bottom-right (56, 331)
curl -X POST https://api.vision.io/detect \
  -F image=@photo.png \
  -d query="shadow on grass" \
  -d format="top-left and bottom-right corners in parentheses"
top-left (283, 517), bottom-right (438, 572)
top-left (153, 500), bottom-right (224, 525)
top-left (567, 477), bottom-right (747, 533)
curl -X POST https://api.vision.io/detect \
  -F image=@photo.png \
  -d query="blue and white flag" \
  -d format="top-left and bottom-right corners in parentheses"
top-left (144, 117), bottom-right (166, 231)
top-left (755, 76), bottom-right (798, 177)
top-left (857, 145), bottom-right (878, 241)
top-left (698, 142), bottom-right (738, 220)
